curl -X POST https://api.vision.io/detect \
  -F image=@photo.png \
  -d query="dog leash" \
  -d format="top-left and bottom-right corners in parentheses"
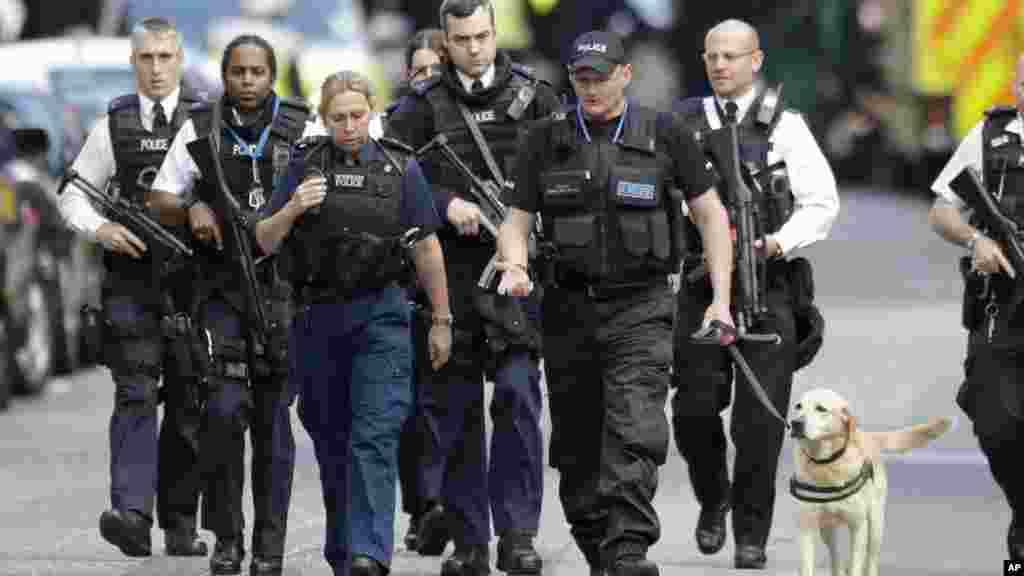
top-left (691, 320), bottom-right (789, 429)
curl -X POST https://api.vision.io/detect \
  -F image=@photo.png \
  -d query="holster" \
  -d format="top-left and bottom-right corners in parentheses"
top-left (473, 289), bottom-right (542, 375)
top-left (79, 304), bottom-right (105, 367)
top-left (960, 256), bottom-right (986, 331)
top-left (787, 257), bottom-right (824, 371)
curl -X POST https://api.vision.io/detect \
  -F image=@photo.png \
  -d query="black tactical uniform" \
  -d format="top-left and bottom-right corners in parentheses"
top-left (950, 105), bottom-right (1024, 562)
top-left (509, 102), bottom-right (715, 575)
top-left (101, 90), bottom-right (207, 556)
top-left (670, 90), bottom-right (829, 567)
top-left (386, 51), bottom-right (559, 575)
top-left (178, 93), bottom-right (309, 573)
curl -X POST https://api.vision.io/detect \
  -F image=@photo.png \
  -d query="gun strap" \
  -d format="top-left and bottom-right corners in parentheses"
top-left (456, 99), bottom-right (506, 186)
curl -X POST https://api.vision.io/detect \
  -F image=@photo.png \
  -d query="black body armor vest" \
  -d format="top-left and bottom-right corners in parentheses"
top-left (415, 60), bottom-right (544, 208)
top-left (674, 89), bottom-right (794, 253)
top-left (538, 106), bottom-right (675, 283)
top-left (981, 106), bottom-right (1024, 226)
top-left (105, 91), bottom-right (204, 283)
top-left (286, 137), bottom-right (414, 302)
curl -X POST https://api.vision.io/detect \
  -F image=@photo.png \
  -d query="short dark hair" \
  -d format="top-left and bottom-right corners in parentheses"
top-left (220, 35), bottom-right (277, 82)
top-left (438, 0), bottom-right (495, 33)
top-left (405, 28), bottom-right (446, 69)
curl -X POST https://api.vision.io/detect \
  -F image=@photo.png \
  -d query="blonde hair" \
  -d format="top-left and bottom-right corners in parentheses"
top-left (318, 70), bottom-right (376, 119)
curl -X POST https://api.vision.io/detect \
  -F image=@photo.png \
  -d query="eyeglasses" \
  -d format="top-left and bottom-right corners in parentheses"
top-left (701, 50), bottom-right (756, 65)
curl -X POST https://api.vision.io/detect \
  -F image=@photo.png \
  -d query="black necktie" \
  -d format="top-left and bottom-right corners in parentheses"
top-left (471, 79), bottom-right (484, 94)
top-left (153, 101), bottom-right (168, 132)
top-left (724, 101), bottom-right (739, 125)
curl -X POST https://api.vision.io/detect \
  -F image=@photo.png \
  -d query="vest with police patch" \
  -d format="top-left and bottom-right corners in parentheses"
top-left (189, 96), bottom-right (310, 218)
top-left (981, 106), bottom-right (1024, 229)
top-left (287, 137), bottom-right (410, 296)
top-left (417, 61), bottom-right (543, 209)
top-left (539, 105), bottom-right (675, 282)
top-left (109, 92), bottom-right (201, 204)
top-left (675, 88), bottom-right (794, 254)
top-left (106, 91), bottom-right (203, 284)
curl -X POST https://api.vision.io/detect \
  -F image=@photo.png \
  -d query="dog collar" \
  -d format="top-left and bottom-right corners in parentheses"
top-left (802, 431), bottom-right (850, 465)
top-left (789, 461), bottom-right (875, 504)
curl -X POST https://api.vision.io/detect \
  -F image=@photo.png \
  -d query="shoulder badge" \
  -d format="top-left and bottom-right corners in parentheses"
top-left (108, 94), bottom-right (138, 114)
top-left (510, 62), bottom-right (553, 87)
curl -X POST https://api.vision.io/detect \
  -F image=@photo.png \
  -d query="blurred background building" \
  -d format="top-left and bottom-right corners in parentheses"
top-left (0, 0), bottom-right (1023, 401)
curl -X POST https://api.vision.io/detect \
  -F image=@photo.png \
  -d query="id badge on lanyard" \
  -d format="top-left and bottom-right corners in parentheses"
top-left (224, 97), bottom-right (281, 210)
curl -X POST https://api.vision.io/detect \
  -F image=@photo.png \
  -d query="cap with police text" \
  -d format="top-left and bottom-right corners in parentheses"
top-left (568, 31), bottom-right (626, 75)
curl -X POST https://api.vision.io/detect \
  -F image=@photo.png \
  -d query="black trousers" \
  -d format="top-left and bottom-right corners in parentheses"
top-left (961, 328), bottom-right (1024, 520)
top-left (157, 345), bottom-right (202, 532)
top-left (398, 300), bottom-right (429, 519)
top-left (544, 283), bottom-right (673, 568)
top-left (671, 270), bottom-right (796, 548)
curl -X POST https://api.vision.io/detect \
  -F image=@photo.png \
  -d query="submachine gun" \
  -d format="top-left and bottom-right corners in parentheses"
top-left (950, 166), bottom-right (1024, 281)
top-left (691, 123), bottom-right (788, 428)
top-left (414, 133), bottom-right (540, 288)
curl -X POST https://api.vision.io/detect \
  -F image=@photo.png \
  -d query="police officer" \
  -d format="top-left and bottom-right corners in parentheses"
top-left (670, 19), bottom-right (839, 570)
top-left (929, 52), bottom-right (1024, 564)
top-left (497, 30), bottom-right (735, 576)
top-left (256, 69), bottom-right (453, 576)
top-left (386, 1), bottom-right (560, 574)
top-left (391, 27), bottom-right (447, 552)
top-left (148, 35), bottom-right (313, 576)
top-left (58, 16), bottom-right (207, 559)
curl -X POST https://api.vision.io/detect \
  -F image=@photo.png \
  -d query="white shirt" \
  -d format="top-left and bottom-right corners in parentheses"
top-left (931, 114), bottom-right (1022, 210)
top-left (152, 116), bottom-right (324, 197)
top-left (714, 85), bottom-right (759, 126)
top-left (456, 63), bottom-right (496, 93)
top-left (59, 87), bottom-right (182, 241)
top-left (699, 91), bottom-right (840, 255)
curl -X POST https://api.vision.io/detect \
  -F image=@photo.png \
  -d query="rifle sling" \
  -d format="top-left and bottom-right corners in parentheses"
top-left (456, 99), bottom-right (506, 187)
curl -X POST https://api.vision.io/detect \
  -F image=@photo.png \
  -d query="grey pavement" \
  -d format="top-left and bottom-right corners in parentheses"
top-left (0, 188), bottom-right (1012, 575)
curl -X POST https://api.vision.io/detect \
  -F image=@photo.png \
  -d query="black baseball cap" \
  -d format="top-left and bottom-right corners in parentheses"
top-left (568, 31), bottom-right (626, 75)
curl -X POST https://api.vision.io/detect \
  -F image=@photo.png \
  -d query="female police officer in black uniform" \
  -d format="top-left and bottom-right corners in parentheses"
top-left (255, 70), bottom-right (452, 576)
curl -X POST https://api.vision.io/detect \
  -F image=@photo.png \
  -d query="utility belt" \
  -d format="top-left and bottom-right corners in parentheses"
top-left (960, 256), bottom-right (1024, 344)
top-left (298, 279), bottom-right (402, 306)
top-left (551, 265), bottom-right (668, 300)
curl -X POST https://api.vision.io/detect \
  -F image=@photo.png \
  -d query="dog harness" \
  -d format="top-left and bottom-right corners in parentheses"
top-left (789, 461), bottom-right (875, 504)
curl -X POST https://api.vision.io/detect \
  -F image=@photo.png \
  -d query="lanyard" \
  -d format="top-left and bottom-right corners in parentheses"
top-left (577, 100), bottom-right (629, 144)
top-left (222, 96), bottom-right (280, 163)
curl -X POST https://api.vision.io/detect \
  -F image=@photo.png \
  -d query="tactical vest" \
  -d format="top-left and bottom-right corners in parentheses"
top-left (105, 91), bottom-right (204, 283)
top-left (538, 106), bottom-right (675, 283)
top-left (416, 60), bottom-right (543, 202)
top-left (675, 89), bottom-right (794, 253)
top-left (189, 95), bottom-right (310, 217)
top-left (981, 106), bottom-right (1024, 228)
top-left (286, 137), bottom-right (413, 302)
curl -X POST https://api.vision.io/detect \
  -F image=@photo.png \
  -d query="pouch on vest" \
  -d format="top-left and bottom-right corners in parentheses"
top-left (960, 256), bottom-right (986, 331)
top-left (79, 304), bottom-right (106, 367)
top-left (542, 169), bottom-right (599, 275)
top-left (787, 257), bottom-right (824, 371)
top-left (610, 165), bottom-right (670, 261)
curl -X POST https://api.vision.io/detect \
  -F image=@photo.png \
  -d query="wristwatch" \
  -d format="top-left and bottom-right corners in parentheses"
top-left (431, 313), bottom-right (454, 327)
top-left (966, 230), bottom-right (982, 254)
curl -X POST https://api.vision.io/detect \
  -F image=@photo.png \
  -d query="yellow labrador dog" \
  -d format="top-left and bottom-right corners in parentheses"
top-left (788, 388), bottom-right (951, 576)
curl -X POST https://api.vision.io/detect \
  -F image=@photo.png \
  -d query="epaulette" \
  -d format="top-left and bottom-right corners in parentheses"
top-left (279, 96), bottom-right (311, 116)
top-left (376, 136), bottom-right (415, 155)
top-left (108, 94), bottom-right (138, 114)
top-left (411, 75), bottom-right (442, 96)
top-left (510, 62), bottom-right (552, 87)
top-left (986, 104), bottom-right (1017, 118)
top-left (296, 135), bottom-right (330, 163)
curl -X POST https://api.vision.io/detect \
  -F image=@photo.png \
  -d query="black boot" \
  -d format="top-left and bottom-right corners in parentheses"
top-left (164, 516), bottom-right (207, 557)
top-left (249, 555), bottom-right (284, 576)
top-left (734, 544), bottom-right (767, 570)
top-left (99, 509), bottom-right (152, 557)
top-left (695, 497), bottom-right (730, 555)
top-left (496, 530), bottom-right (542, 575)
top-left (1010, 516), bottom-right (1024, 562)
top-left (416, 503), bottom-right (452, 556)
top-left (352, 554), bottom-right (386, 576)
top-left (210, 537), bottom-right (244, 575)
top-left (441, 544), bottom-right (491, 576)
top-left (607, 558), bottom-right (658, 576)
